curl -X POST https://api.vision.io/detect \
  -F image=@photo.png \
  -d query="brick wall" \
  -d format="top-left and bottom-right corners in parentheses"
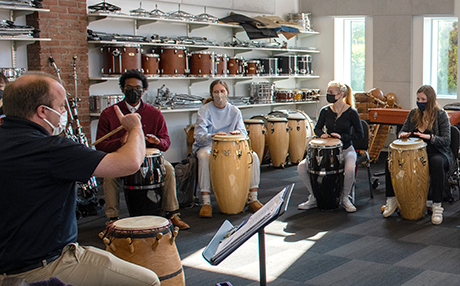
top-left (26, 0), bottom-right (91, 139)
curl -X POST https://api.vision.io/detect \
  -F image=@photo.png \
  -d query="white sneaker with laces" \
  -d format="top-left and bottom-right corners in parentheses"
top-left (341, 196), bottom-right (356, 213)
top-left (383, 197), bottom-right (399, 218)
top-left (431, 203), bottom-right (444, 225)
top-left (298, 195), bottom-right (317, 210)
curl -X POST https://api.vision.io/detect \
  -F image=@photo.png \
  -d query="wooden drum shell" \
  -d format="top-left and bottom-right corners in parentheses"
top-left (244, 119), bottom-right (266, 165)
top-left (266, 117), bottom-right (289, 167)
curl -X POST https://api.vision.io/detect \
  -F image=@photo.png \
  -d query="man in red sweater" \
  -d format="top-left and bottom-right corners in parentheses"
top-left (96, 69), bottom-right (189, 230)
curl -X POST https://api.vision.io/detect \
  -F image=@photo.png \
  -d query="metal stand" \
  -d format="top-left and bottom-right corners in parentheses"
top-left (258, 228), bottom-right (267, 286)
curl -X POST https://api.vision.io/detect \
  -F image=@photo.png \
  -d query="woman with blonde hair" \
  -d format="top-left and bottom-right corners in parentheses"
top-left (383, 85), bottom-right (453, 224)
top-left (297, 81), bottom-right (363, 212)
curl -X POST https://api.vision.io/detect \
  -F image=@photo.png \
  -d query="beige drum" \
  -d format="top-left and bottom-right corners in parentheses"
top-left (244, 119), bottom-right (266, 164)
top-left (101, 216), bottom-right (185, 286)
top-left (287, 112), bottom-right (308, 164)
top-left (388, 138), bottom-right (429, 220)
top-left (266, 117), bottom-right (289, 168)
top-left (210, 134), bottom-right (252, 214)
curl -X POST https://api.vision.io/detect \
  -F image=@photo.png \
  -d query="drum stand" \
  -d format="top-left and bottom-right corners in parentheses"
top-left (203, 184), bottom-right (294, 286)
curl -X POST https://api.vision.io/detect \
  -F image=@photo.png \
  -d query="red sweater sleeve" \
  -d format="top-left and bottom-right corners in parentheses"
top-left (95, 103), bottom-right (126, 153)
top-left (139, 105), bottom-right (171, 152)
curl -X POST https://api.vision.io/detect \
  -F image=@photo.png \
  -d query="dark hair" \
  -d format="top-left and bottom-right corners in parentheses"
top-left (119, 69), bottom-right (148, 89)
top-left (3, 73), bottom-right (55, 119)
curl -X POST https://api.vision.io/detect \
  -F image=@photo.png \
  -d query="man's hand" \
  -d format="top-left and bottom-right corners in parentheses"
top-left (115, 106), bottom-right (141, 133)
top-left (145, 134), bottom-right (160, 145)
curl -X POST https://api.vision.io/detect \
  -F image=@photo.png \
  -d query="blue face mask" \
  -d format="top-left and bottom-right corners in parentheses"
top-left (417, 102), bottom-right (427, 112)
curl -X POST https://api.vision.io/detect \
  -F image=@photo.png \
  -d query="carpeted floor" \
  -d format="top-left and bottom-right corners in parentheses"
top-left (77, 152), bottom-right (460, 286)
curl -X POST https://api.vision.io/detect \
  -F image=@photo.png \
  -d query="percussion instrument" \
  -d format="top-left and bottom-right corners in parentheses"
top-left (215, 54), bottom-right (228, 76)
top-left (258, 58), bottom-right (279, 76)
top-left (123, 148), bottom-right (166, 216)
top-left (250, 114), bottom-right (270, 164)
top-left (101, 44), bottom-right (142, 75)
top-left (102, 216), bottom-right (185, 286)
top-left (142, 53), bottom-right (160, 76)
top-left (158, 46), bottom-right (188, 76)
top-left (188, 51), bottom-right (215, 77)
top-left (227, 56), bottom-right (244, 76)
top-left (244, 119), bottom-right (266, 164)
top-left (210, 134), bottom-right (252, 214)
top-left (277, 55), bottom-right (297, 76)
top-left (275, 89), bottom-right (294, 102)
top-left (89, 94), bottom-right (124, 113)
top-left (388, 138), bottom-right (429, 220)
top-left (245, 60), bottom-right (261, 76)
top-left (287, 12), bottom-right (312, 31)
top-left (1, 67), bottom-right (25, 81)
top-left (292, 89), bottom-right (303, 102)
top-left (297, 54), bottom-right (312, 75)
top-left (249, 82), bottom-right (274, 104)
top-left (307, 138), bottom-right (344, 209)
top-left (266, 117), bottom-right (289, 168)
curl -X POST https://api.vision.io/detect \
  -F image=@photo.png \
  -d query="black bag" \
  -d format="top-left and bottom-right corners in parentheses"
top-left (173, 153), bottom-right (198, 208)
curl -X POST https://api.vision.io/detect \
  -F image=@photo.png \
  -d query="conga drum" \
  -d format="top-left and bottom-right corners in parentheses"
top-left (123, 148), bottom-right (166, 216)
top-left (210, 134), bottom-right (252, 214)
top-left (388, 138), bottom-right (429, 220)
top-left (251, 114), bottom-right (270, 164)
top-left (244, 119), bottom-right (266, 164)
top-left (287, 112), bottom-right (308, 164)
top-left (307, 138), bottom-right (344, 210)
top-left (101, 216), bottom-right (185, 286)
top-left (266, 117), bottom-right (289, 168)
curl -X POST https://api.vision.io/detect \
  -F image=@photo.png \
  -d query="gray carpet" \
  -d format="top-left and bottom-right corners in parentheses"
top-left (77, 152), bottom-right (460, 285)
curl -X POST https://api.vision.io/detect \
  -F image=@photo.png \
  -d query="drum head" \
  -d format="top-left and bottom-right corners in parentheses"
top-left (146, 148), bottom-right (161, 156)
top-left (288, 113), bottom-right (306, 120)
top-left (112, 216), bottom-right (169, 230)
top-left (244, 119), bottom-right (264, 124)
top-left (390, 138), bottom-right (426, 149)
top-left (310, 138), bottom-right (342, 147)
top-left (267, 117), bottom-right (288, 122)
top-left (213, 134), bottom-right (248, 141)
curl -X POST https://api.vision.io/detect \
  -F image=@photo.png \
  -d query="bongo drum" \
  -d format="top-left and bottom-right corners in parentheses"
top-left (307, 138), bottom-right (344, 209)
top-left (287, 112), bottom-right (308, 164)
top-left (158, 46), bottom-right (187, 76)
top-left (388, 138), bottom-right (429, 220)
top-left (215, 54), bottom-right (228, 76)
top-left (210, 134), bottom-right (252, 214)
top-left (227, 56), bottom-right (244, 76)
top-left (123, 148), bottom-right (166, 216)
top-left (244, 119), bottom-right (266, 165)
top-left (142, 53), bottom-right (160, 76)
top-left (266, 117), bottom-right (290, 168)
top-left (101, 44), bottom-right (142, 75)
top-left (188, 51), bottom-right (215, 77)
top-left (102, 216), bottom-right (185, 286)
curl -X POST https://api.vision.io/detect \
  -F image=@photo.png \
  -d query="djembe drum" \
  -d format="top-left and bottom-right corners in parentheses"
top-left (210, 134), bottom-right (252, 214)
top-left (307, 138), bottom-right (344, 209)
top-left (244, 119), bottom-right (266, 164)
top-left (388, 138), bottom-right (429, 220)
top-left (101, 216), bottom-right (185, 286)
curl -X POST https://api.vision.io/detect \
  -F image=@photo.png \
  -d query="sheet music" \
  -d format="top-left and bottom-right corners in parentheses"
top-left (213, 188), bottom-right (286, 261)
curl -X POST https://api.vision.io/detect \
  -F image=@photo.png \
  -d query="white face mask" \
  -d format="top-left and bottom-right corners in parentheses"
top-left (213, 92), bottom-right (228, 107)
top-left (43, 106), bottom-right (68, 135)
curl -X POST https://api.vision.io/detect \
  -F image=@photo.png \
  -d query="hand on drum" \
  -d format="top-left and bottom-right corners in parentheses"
top-left (320, 133), bottom-right (341, 139)
top-left (229, 130), bottom-right (241, 135)
top-left (399, 132), bottom-right (411, 139)
top-left (212, 131), bottom-right (228, 137)
top-left (412, 132), bottom-right (431, 140)
top-left (145, 134), bottom-right (160, 144)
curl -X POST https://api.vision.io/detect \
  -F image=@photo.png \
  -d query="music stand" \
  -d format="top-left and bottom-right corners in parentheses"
top-left (202, 184), bottom-right (294, 286)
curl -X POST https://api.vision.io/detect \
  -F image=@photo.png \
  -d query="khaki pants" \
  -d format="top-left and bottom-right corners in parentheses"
top-left (0, 243), bottom-right (159, 286)
top-left (104, 160), bottom-right (179, 218)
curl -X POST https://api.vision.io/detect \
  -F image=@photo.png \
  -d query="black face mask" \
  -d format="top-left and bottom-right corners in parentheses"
top-left (0, 89), bottom-right (3, 100)
top-left (124, 88), bottom-right (142, 105)
top-left (326, 94), bottom-right (338, 103)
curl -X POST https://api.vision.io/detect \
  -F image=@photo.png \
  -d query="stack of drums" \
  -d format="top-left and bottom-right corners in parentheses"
top-left (249, 82), bottom-right (274, 104)
top-left (188, 51), bottom-right (215, 77)
top-left (258, 58), bottom-right (279, 76)
top-left (215, 54), bottom-right (228, 76)
top-left (101, 44), bottom-right (142, 75)
top-left (158, 46), bottom-right (188, 77)
top-left (244, 119), bottom-right (266, 164)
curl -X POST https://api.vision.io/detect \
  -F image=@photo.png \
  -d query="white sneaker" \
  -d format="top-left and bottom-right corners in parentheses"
top-left (431, 203), bottom-right (444, 225)
top-left (298, 195), bottom-right (317, 210)
top-left (341, 196), bottom-right (356, 213)
top-left (383, 197), bottom-right (399, 218)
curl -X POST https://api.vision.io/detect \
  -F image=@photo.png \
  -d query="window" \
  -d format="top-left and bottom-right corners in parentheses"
top-left (423, 17), bottom-right (458, 98)
top-left (334, 17), bottom-right (366, 92)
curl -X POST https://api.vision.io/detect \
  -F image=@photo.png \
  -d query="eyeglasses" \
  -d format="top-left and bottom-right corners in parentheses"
top-left (125, 85), bottom-right (143, 91)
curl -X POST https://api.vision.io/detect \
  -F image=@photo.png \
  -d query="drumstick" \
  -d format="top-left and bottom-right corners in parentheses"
top-left (91, 125), bottom-right (125, 146)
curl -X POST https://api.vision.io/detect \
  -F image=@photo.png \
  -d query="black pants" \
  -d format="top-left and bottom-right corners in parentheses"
top-left (385, 152), bottom-right (449, 203)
